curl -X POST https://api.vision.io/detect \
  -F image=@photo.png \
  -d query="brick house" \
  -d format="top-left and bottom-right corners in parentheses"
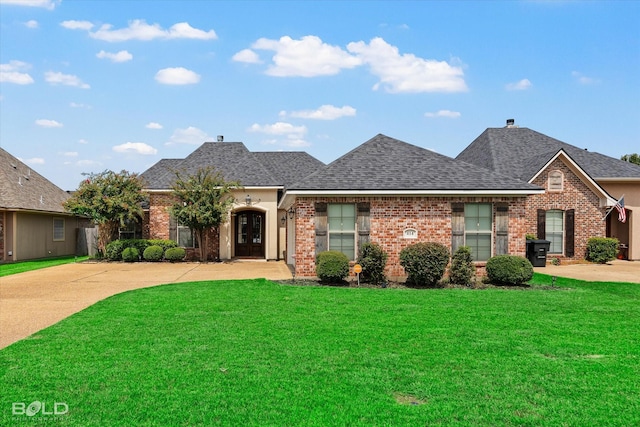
top-left (457, 120), bottom-right (640, 262)
top-left (141, 123), bottom-right (638, 277)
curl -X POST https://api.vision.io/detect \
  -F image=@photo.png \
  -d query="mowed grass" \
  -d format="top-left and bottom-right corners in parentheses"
top-left (0, 255), bottom-right (89, 277)
top-left (1, 275), bottom-right (638, 426)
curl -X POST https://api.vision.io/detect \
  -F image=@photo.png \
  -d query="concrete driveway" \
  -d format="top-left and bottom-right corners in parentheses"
top-left (533, 259), bottom-right (640, 284)
top-left (0, 260), bottom-right (292, 349)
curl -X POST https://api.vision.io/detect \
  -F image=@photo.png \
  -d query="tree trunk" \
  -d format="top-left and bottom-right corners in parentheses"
top-left (97, 221), bottom-right (118, 257)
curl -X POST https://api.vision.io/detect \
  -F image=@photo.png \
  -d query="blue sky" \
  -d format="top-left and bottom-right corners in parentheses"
top-left (1, 0), bottom-right (639, 191)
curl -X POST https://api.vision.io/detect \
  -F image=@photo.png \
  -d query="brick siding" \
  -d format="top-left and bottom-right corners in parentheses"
top-left (293, 196), bottom-right (528, 278)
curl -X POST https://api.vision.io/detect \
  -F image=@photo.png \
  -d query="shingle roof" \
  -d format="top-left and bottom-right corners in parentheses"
top-left (0, 148), bottom-right (70, 213)
top-left (456, 127), bottom-right (640, 181)
top-left (141, 142), bottom-right (325, 190)
top-left (289, 134), bottom-right (542, 191)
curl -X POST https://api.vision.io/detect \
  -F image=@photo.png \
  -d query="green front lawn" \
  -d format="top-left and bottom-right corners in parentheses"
top-left (0, 255), bottom-right (89, 277)
top-left (1, 274), bottom-right (638, 426)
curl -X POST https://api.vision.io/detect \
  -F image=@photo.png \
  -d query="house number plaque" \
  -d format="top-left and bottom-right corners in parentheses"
top-left (403, 228), bottom-right (418, 239)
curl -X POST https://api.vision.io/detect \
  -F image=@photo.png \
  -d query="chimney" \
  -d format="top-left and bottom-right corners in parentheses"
top-left (505, 118), bottom-right (517, 128)
top-left (217, 135), bottom-right (224, 142)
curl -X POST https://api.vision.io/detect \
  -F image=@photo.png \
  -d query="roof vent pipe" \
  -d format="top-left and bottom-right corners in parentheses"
top-left (217, 135), bottom-right (224, 142)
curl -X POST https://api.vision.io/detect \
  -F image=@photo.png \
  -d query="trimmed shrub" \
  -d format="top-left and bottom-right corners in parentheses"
top-left (399, 242), bottom-right (450, 286)
top-left (586, 237), bottom-right (619, 264)
top-left (357, 242), bottom-right (388, 285)
top-left (143, 245), bottom-right (164, 262)
top-left (165, 247), bottom-right (186, 262)
top-left (486, 255), bottom-right (533, 285)
top-left (106, 239), bottom-right (177, 261)
top-left (148, 239), bottom-right (178, 252)
top-left (316, 251), bottom-right (350, 283)
top-left (449, 246), bottom-right (475, 286)
top-left (122, 247), bottom-right (139, 262)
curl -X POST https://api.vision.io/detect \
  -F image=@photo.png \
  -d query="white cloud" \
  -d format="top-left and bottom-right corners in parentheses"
top-left (60, 20), bottom-right (94, 31)
top-left (78, 139), bottom-right (89, 144)
top-left (251, 35), bottom-right (362, 77)
top-left (0, 0), bottom-right (59, 10)
top-left (287, 105), bottom-right (357, 120)
top-left (232, 48), bottom-right (262, 64)
top-left (113, 142), bottom-right (158, 155)
top-left (70, 102), bottom-right (91, 109)
top-left (0, 60), bottom-right (34, 85)
top-left (76, 159), bottom-right (101, 167)
top-left (87, 20), bottom-right (216, 42)
top-left (35, 119), bottom-right (63, 128)
top-left (248, 122), bottom-right (310, 147)
top-left (425, 110), bottom-right (461, 118)
top-left (506, 78), bottom-right (532, 91)
top-left (166, 126), bottom-right (212, 145)
top-left (23, 157), bottom-right (45, 165)
top-left (25, 20), bottom-right (39, 29)
top-left (96, 50), bottom-right (133, 63)
top-left (155, 67), bottom-right (200, 85)
top-left (62, 151), bottom-right (78, 157)
top-left (146, 122), bottom-right (163, 129)
top-left (45, 71), bottom-right (90, 89)
top-left (347, 37), bottom-right (467, 93)
top-left (572, 71), bottom-right (600, 85)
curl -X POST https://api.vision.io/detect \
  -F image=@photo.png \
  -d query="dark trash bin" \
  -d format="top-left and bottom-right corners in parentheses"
top-left (526, 239), bottom-right (551, 267)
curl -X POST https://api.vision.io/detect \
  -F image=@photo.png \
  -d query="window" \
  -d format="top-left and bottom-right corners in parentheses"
top-left (53, 218), bottom-right (65, 241)
top-left (464, 203), bottom-right (492, 261)
top-left (328, 204), bottom-right (356, 259)
top-left (177, 223), bottom-right (196, 248)
top-left (548, 170), bottom-right (564, 191)
top-left (545, 210), bottom-right (564, 254)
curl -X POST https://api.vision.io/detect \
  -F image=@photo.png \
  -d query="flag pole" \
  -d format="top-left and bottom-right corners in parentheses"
top-left (602, 194), bottom-right (625, 221)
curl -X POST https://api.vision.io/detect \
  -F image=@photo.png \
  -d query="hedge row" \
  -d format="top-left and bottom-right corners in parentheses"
top-left (105, 239), bottom-right (183, 262)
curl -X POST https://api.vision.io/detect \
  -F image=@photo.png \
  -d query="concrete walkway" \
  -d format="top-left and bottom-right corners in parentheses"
top-left (0, 260), bottom-right (293, 349)
top-left (1, 259), bottom-right (638, 350)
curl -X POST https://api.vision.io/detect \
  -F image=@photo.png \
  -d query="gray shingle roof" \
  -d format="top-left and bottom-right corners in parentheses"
top-left (141, 142), bottom-right (325, 190)
top-left (0, 148), bottom-right (70, 213)
top-left (289, 134), bottom-right (542, 191)
top-left (456, 127), bottom-right (640, 181)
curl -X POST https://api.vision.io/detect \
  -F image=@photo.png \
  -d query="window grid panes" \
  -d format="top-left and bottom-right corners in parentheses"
top-left (53, 218), bottom-right (65, 241)
top-left (328, 204), bottom-right (356, 260)
top-left (546, 210), bottom-right (563, 254)
top-left (464, 203), bottom-right (492, 261)
top-left (178, 224), bottom-right (195, 248)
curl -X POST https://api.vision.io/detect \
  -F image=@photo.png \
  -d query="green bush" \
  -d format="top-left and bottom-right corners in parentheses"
top-left (143, 245), bottom-right (164, 262)
top-left (486, 255), bottom-right (533, 285)
top-left (122, 247), bottom-right (140, 262)
top-left (148, 239), bottom-right (178, 252)
top-left (449, 246), bottom-right (475, 286)
top-left (165, 247), bottom-right (186, 262)
top-left (357, 242), bottom-right (388, 285)
top-left (316, 251), bottom-right (350, 283)
top-left (105, 239), bottom-right (177, 261)
top-left (586, 237), bottom-right (619, 264)
top-left (399, 242), bottom-right (450, 287)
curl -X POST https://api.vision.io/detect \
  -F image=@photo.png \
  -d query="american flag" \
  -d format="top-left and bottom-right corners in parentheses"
top-left (615, 196), bottom-right (626, 223)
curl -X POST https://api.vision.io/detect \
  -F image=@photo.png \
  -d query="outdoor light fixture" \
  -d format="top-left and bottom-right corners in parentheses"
top-left (288, 207), bottom-right (295, 219)
top-left (245, 195), bottom-right (261, 206)
top-left (281, 215), bottom-right (286, 226)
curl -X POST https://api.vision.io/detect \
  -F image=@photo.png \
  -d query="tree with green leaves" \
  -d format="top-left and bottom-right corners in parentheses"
top-left (621, 153), bottom-right (640, 166)
top-left (169, 167), bottom-right (241, 262)
top-left (64, 170), bottom-right (146, 256)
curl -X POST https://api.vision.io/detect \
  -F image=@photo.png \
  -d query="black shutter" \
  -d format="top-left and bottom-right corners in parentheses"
top-left (451, 203), bottom-right (465, 254)
top-left (496, 204), bottom-right (509, 255)
top-left (537, 209), bottom-right (546, 240)
top-left (315, 203), bottom-right (327, 254)
top-left (357, 202), bottom-right (370, 252)
top-left (565, 209), bottom-right (575, 257)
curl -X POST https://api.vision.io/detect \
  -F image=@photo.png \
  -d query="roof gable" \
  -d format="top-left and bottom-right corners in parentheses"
top-left (289, 134), bottom-right (542, 192)
top-left (457, 127), bottom-right (640, 180)
top-left (0, 148), bottom-right (70, 213)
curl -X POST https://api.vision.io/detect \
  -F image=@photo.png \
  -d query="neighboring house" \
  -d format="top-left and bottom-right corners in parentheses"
top-left (279, 134), bottom-right (544, 278)
top-left (140, 138), bottom-right (324, 261)
top-left (457, 120), bottom-right (640, 261)
top-left (0, 148), bottom-right (86, 262)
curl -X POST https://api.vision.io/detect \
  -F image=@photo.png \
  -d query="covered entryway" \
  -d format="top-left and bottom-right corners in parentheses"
top-left (235, 210), bottom-right (265, 258)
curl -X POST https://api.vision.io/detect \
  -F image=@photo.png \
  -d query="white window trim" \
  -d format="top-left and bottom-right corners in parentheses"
top-left (464, 203), bottom-right (493, 262)
top-left (327, 203), bottom-right (357, 260)
top-left (546, 210), bottom-right (564, 255)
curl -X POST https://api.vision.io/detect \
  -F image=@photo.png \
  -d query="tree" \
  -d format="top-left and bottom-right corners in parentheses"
top-left (621, 153), bottom-right (640, 166)
top-left (64, 170), bottom-right (146, 256)
top-left (169, 167), bottom-right (241, 262)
